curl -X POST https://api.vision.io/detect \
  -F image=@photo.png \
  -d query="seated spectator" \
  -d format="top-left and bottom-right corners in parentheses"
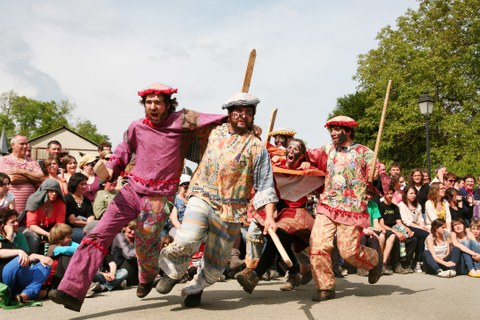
top-left (61, 155), bottom-right (78, 184)
top-left (407, 169), bottom-right (429, 218)
top-left (111, 220), bottom-right (138, 286)
top-left (421, 169), bottom-right (430, 185)
top-left (0, 208), bottom-right (53, 303)
top-left (454, 177), bottom-right (465, 191)
top-left (167, 174), bottom-right (190, 237)
top-left (444, 172), bottom-right (457, 190)
top-left (423, 218), bottom-right (460, 277)
top-left (446, 187), bottom-right (471, 220)
top-left (425, 182), bottom-right (451, 231)
top-left (389, 174), bottom-right (403, 205)
top-left (0, 209), bottom-right (29, 254)
top-left (398, 186), bottom-right (429, 272)
top-left (93, 179), bottom-right (118, 220)
top-left (0, 172), bottom-right (15, 210)
top-left (44, 156), bottom-right (68, 195)
top-left (357, 189), bottom-right (396, 276)
top-left (45, 223), bottom-right (79, 290)
top-left (78, 155), bottom-right (100, 203)
top-left (450, 218), bottom-right (480, 277)
top-left (379, 186), bottom-right (417, 274)
top-left (459, 174), bottom-right (476, 225)
top-left (23, 179), bottom-right (66, 254)
top-left (64, 173), bottom-right (95, 243)
top-left (85, 221), bottom-right (128, 298)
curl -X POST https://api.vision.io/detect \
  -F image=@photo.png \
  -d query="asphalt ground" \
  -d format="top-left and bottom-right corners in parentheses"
top-left (2, 272), bottom-right (477, 320)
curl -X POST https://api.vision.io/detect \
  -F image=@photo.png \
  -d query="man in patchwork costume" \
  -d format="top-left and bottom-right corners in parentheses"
top-left (49, 83), bottom-right (226, 312)
top-left (156, 92), bottom-right (278, 307)
top-left (307, 115), bottom-right (383, 302)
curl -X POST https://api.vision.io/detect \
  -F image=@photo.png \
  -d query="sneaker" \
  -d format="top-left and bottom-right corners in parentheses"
top-left (269, 269), bottom-right (280, 280)
top-left (312, 288), bottom-right (335, 302)
top-left (414, 262), bottom-right (423, 273)
top-left (402, 267), bottom-right (414, 274)
top-left (280, 274), bottom-right (301, 291)
top-left (357, 268), bottom-right (369, 277)
top-left (382, 265), bottom-right (393, 275)
top-left (136, 282), bottom-right (154, 298)
top-left (394, 265), bottom-right (409, 274)
top-left (468, 270), bottom-right (480, 278)
top-left (155, 275), bottom-right (179, 294)
top-left (48, 289), bottom-right (82, 312)
top-left (184, 290), bottom-right (203, 308)
top-left (119, 280), bottom-right (128, 290)
top-left (236, 270), bottom-right (259, 294)
top-left (437, 270), bottom-right (450, 278)
top-left (261, 269), bottom-right (271, 281)
top-left (448, 270), bottom-right (456, 278)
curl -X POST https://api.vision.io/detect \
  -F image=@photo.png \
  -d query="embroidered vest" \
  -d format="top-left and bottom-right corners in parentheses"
top-left (188, 124), bottom-right (262, 223)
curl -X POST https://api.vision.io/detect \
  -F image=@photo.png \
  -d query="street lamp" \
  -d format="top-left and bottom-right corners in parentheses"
top-left (418, 93), bottom-right (435, 177)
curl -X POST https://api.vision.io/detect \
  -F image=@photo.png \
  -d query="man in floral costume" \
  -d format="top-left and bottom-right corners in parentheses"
top-left (49, 83), bottom-right (226, 312)
top-left (156, 92), bottom-right (278, 308)
top-left (306, 115), bottom-right (383, 302)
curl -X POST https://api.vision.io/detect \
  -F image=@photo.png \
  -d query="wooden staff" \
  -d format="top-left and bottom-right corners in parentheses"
top-left (368, 80), bottom-right (392, 183)
top-left (264, 108), bottom-right (278, 142)
top-left (242, 49), bottom-right (256, 93)
top-left (268, 228), bottom-right (294, 268)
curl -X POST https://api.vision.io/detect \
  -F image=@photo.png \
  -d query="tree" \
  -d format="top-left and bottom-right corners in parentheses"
top-left (0, 91), bottom-right (109, 144)
top-left (332, 0), bottom-right (480, 176)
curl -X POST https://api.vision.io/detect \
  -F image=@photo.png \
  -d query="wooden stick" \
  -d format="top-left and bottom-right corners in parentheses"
top-left (241, 49), bottom-right (256, 93)
top-left (264, 108), bottom-right (278, 142)
top-left (368, 80), bottom-right (392, 183)
top-left (268, 228), bottom-right (293, 268)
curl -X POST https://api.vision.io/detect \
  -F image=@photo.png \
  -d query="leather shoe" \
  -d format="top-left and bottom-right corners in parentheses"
top-left (184, 290), bottom-right (203, 308)
top-left (136, 282), bottom-right (154, 298)
top-left (48, 289), bottom-right (82, 312)
top-left (312, 289), bottom-right (336, 302)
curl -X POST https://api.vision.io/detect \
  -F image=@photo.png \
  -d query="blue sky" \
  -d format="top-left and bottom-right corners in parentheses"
top-left (0, 0), bottom-right (419, 148)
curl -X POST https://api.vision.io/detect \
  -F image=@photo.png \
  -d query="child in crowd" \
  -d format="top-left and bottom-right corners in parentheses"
top-left (450, 218), bottom-right (480, 277)
top-left (46, 223), bottom-right (79, 290)
top-left (423, 218), bottom-right (460, 278)
top-left (111, 220), bottom-right (138, 286)
top-left (0, 173), bottom-right (15, 210)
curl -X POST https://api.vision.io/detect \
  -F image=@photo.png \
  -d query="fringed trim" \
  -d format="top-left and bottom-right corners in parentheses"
top-left (320, 204), bottom-right (369, 220)
top-left (138, 87), bottom-right (178, 97)
top-left (324, 120), bottom-right (358, 128)
top-left (125, 172), bottom-right (180, 187)
top-left (310, 250), bottom-right (330, 257)
top-left (81, 238), bottom-right (109, 256)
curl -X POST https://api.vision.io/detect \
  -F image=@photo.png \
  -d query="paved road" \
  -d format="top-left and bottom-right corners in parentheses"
top-left (2, 273), bottom-right (477, 320)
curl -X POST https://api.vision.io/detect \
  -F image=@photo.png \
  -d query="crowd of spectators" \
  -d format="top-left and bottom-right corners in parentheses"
top-left (1, 134), bottom-right (480, 308)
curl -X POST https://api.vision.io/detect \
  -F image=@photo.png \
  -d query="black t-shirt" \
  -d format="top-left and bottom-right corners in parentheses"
top-left (64, 193), bottom-right (94, 227)
top-left (0, 238), bottom-right (17, 282)
top-left (379, 201), bottom-right (401, 227)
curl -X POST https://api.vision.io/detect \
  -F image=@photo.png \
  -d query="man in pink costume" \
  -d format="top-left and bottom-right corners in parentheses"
top-left (306, 115), bottom-right (383, 302)
top-left (49, 83), bottom-right (226, 312)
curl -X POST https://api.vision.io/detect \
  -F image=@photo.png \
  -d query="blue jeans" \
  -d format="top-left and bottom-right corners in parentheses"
top-left (1, 259), bottom-right (50, 299)
top-left (423, 247), bottom-right (461, 274)
top-left (460, 240), bottom-right (480, 271)
top-left (93, 268), bottom-right (128, 291)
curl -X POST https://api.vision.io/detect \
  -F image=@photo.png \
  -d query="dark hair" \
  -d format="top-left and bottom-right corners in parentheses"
top-left (0, 172), bottom-right (11, 185)
top-left (408, 168), bottom-right (423, 187)
top-left (139, 94), bottom-right (178, 114)
top-left (68, 172), bottom-right (88, 193)
top-left (287, 138), bottom-right (307, 155)
top-left (47, 140), bottom-right (62, 149)
top-left (61, 155), bottom-right (77, 170)
top-left (97, 141), bottom-right (112, 153)
top-left (451, 217), bottom-right (467, 230)
top-left (390, 162), bottom-right (401, 170)
top-left (445, 187), bottom-right (460, 203)
top-left (431, 218), bottom-right (446, 237)
top-left (464, 174), bottom-right (475, 181)
top-left (402, 185), bottom-right (418, 207)
top-left (0, 208), bottom-right (18, 225)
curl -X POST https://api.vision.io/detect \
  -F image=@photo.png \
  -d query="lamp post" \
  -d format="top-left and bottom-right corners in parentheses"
top-left (418, 93), bottom-right (435, 177)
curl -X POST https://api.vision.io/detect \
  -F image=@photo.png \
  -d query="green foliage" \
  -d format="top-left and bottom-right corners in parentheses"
top-left (0, 91), bottom-right (109, 144)
top-left (331, 0), bottom-right (480, 177)
top-left (73, 120), bottom-right (109, 143)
